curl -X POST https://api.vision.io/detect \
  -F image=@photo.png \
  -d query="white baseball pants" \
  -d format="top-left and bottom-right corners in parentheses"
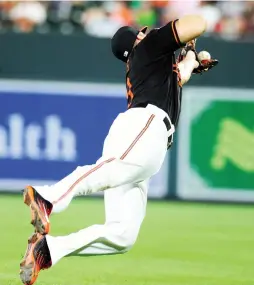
top-left (34, 104), bottom-right (174, 265)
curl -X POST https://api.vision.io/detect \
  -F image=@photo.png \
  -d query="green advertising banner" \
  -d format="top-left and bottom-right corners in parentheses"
top-left (176, 87), bottom-right (254, 202)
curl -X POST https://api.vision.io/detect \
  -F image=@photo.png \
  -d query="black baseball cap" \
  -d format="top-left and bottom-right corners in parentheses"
top-left (111, 26), bottom-right (148, 63)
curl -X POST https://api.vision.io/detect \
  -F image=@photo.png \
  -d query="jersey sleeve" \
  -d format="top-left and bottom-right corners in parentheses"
top-left (145, 20), bottom-right (185, 56)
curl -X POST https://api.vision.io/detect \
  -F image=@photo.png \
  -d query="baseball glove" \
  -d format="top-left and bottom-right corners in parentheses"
top-left (178, 39), bottom-right (219, 74)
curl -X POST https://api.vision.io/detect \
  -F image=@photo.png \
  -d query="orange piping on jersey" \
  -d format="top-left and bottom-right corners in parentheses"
top-left (126, 77), bottom-right (134, 107)
top-left (173, 64), bottom-right (182, 88)
top-left (171, 20), bottom-right (180, 46)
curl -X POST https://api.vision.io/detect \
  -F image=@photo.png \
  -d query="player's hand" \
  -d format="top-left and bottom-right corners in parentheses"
top-left (177, 39), bottom-right (197, 62)
top-left (177, 39), bottom-right (219, 75)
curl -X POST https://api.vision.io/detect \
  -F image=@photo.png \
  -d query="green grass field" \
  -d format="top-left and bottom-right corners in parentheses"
top-left (1, 194), bottom-right (254, 285)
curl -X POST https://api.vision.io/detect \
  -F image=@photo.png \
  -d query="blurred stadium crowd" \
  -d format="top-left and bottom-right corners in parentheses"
top-left (0, 1), bottom-right (253, 40)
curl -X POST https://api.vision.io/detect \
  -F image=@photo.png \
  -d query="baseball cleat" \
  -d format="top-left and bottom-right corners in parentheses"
top-left (23, 186), bottom-right (53, 235)
top-left (20, 233), bottom-right (52, 285)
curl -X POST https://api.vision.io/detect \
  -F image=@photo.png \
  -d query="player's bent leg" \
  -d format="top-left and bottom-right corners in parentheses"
top-left (32, 107), bottom-right (168, 210)
top-left (29, 161), bottom-right (104, 215)
top-left (29, 159), bottom-right (145, 215)
top-left (24, 105), bottom-right (169, 237)
top-left (47, 220), bottom-right (142, 265)
top-left (20, 181), bottom-right (148, 284)
top-left (22, 159), bottom-right (144, 236)
top-left (19, 221), bottom-right (141, 285)
top-left (77, 181), bottom-right (148, 256)
top-left (76, 221), bottom-right (140, 255)
top-left (46, 182), bottom-right (147, 264)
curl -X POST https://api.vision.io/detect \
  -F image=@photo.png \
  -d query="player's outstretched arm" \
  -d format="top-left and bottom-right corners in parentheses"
top-left (175, 15), bottom-right (207, 44)
top-left (174, 15), bottom-right (218, 86)
top-left (177, 50), bottom-right (199, 86)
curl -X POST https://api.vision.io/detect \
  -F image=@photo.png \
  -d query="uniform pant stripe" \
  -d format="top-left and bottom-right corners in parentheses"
top-left (52, 158), bottom-right (115, 204)
top-left (53, 114), bottom-right (155, 204)
top-left (120, 114), bottom-right (155, 160)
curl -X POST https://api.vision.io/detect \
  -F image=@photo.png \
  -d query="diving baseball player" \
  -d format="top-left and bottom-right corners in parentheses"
top-left (20, 14), bottom-right (218, 285)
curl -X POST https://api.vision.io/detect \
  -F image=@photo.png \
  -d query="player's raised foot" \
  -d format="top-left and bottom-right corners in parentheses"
top-left (23, 186), bottom-right (53, 235)
top-left (20, 233), bottom-right (52, 285)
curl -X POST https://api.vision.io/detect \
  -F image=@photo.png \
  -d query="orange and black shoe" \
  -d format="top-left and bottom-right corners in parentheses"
top-left (23, 186), bottom-right (53, 235)
top-left (20, 233), bottom-right (52, 285)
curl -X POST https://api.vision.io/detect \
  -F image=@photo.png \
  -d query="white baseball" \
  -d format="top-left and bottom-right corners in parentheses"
top-left (198, 51), bottom-right (211, 61)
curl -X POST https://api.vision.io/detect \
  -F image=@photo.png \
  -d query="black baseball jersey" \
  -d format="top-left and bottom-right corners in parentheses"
top-left (126, 20), bottom-right (185, 127)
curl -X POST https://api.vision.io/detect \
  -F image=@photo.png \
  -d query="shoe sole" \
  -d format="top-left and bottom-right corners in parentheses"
top-left (20, 234), bottom-right (40, 285)
top-left (23, 186), bottom-right (50, 235)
